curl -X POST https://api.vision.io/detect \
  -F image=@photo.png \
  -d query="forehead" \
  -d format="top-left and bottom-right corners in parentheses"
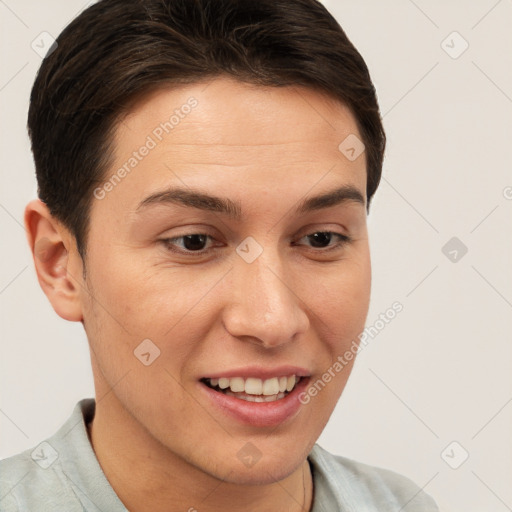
top-left (100, 77), bottom-right (367, 214)
top-left (117, 78), bottom-right (362, 151)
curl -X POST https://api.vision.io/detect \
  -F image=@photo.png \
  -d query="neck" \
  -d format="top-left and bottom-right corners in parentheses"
top-left (87, 392), bottom-right (313, 512)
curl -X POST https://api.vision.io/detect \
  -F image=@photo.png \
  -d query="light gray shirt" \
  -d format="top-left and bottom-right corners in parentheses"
top-left (0, 399), bottom-right (438, 511)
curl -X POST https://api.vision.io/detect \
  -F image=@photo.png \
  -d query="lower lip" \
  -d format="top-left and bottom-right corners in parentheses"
top-left (199, 378), bottom-right (310, 428)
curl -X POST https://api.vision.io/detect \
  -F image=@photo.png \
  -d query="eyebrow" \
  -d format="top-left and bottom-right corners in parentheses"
top-left (136, 184), bottom-right (365, 220)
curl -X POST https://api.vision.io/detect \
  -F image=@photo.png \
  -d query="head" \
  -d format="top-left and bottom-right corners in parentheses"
top-left (26, 0), bottom-right (385, 487)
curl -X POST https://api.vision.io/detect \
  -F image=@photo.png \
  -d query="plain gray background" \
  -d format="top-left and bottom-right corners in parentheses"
top-left (1, 1), bottom-right (511, 511)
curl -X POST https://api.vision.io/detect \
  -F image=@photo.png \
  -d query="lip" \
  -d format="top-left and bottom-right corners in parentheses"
top-left (198, 373), bottom-right (311, 428)
top-left (202, 365), bottom-right (310, 380)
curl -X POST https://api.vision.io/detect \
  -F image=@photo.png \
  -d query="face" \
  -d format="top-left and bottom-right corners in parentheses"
top-left (78, 77), bottom-right (371, 484)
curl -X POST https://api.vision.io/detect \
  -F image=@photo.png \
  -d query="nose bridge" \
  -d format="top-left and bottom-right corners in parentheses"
top-left (224, 244), bottom-right (309, 346)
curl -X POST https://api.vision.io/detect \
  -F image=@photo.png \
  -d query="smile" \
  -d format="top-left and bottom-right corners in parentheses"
top-left (202, 375), bottom-right (301, 403)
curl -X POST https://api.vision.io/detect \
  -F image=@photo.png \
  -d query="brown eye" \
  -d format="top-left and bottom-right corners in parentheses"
top-left (162, 233), bottom-right (214, 254)
top-left (181, 234), bottom-right (208, 251)
top-left (297, 231), bottom-right (350, 250)
top-left (307, 232), bottom-right (334, 248)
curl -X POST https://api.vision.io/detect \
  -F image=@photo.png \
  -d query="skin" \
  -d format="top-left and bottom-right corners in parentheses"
top-left (25, 77), bottom-right (371, 512)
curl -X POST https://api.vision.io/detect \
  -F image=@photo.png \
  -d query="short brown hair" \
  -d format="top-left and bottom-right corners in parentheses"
top-left (28, 0), bottom-right (385, 258)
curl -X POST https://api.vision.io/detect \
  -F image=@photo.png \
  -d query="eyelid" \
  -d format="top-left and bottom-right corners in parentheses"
top-left (162, 233), bottom-right (219, 255)
top-left (293, 231), bottom-right (351, 251)
top-left (160, 229), bottom-right (351, 257)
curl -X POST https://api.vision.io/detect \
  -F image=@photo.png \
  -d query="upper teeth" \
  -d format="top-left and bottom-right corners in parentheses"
top-left (208, 376), bottom-right (298, 395)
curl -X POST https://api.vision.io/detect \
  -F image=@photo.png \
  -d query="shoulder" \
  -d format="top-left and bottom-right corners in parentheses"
top-left (0, 450), bottom-right (27, 512)
top-left (0, 446), bottom-right (79, 512)
top-left (0, 399), bottom-right (96, 512)
top-left (308, 444), bottom-right (439, 511)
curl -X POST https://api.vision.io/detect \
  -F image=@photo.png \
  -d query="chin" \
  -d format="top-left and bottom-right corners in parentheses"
top-left (221, 435), bottom-right (315, 486)
top-left (217, 457), bottom-right (303, 486)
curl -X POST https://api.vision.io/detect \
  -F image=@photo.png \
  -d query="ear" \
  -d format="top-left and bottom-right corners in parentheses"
top-left (24, 199), bottom-right (84, 322)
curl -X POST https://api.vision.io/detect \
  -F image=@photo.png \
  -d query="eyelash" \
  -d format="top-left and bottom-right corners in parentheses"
top-left (160, 231), bottom-right (351, 257)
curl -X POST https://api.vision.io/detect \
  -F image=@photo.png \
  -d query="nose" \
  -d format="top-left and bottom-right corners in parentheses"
top-left (222, 248), bottom-right (310, 348)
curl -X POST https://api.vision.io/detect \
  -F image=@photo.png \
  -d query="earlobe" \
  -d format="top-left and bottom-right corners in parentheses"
top-left (24, 199), bottom-right (84, 322)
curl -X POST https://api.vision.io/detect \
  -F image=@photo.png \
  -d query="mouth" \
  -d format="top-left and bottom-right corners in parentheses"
top-left (198, 367), bottom-right (311, 427)
top-left (201, 375), bottom-right (303, 403)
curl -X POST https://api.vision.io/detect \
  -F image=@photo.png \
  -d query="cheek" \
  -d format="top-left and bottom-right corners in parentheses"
top-left (81, 249), bottom-right (218, 382)
top-left (312, 251), bottom-right (371, 344)
top-left (301, 256), bottom-right (370, 420)
top-left (83, 245), bottom-right (184, 332)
